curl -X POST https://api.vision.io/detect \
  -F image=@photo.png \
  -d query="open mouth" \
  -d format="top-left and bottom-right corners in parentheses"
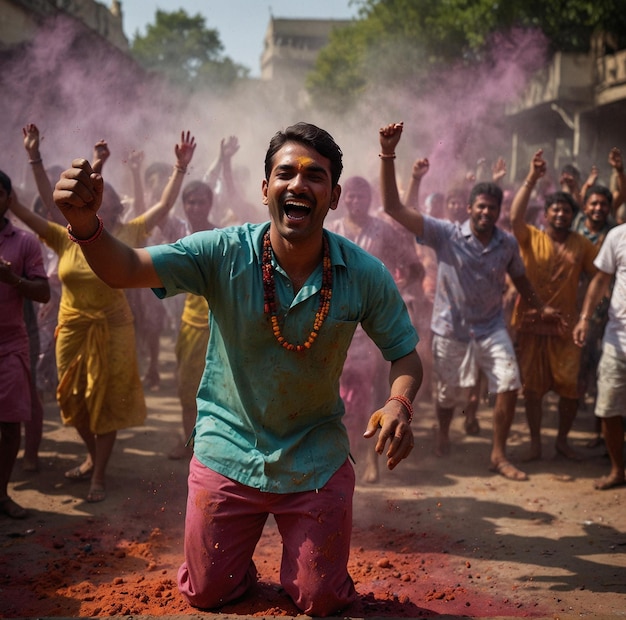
top-left (284, 201), bottom-right (311, 221)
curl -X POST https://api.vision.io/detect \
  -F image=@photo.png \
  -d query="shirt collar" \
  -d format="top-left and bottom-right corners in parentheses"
top-left (461, 217), bottom-right (503, 246)
top-left (251, 221), bottom-right (346, 269)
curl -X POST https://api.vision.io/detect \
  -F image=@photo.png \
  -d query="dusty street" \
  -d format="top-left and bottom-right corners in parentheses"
top-left (1, 335), bottom-right (625, 618)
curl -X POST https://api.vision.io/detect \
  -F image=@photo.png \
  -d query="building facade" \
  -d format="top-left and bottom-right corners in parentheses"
top-left (0, 0), bottom-right (128, 52)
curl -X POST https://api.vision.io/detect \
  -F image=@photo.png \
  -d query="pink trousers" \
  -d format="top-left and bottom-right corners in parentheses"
top-left (178, 456), bottom-right (356, 616)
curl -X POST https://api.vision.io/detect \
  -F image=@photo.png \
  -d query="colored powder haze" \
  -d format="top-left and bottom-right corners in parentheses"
top-left (0, 6), bottom-right (548, 218)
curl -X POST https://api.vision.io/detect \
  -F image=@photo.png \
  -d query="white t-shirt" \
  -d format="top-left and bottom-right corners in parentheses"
top-left (595, 223), bottom-right (626, 355)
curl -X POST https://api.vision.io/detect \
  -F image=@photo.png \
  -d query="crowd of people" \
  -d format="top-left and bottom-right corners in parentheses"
top-left (1, 117), bottom-right (625, 616)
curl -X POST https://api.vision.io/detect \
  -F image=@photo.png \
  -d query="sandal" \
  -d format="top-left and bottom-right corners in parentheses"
top-left (86, 485), bottom-right (106, 503)
top-left (489, 460), bottom-right (528, 481)
top-left (0, 496), bottom-right (28, 519)
top-left (64, 464), bottom-right (93, 480)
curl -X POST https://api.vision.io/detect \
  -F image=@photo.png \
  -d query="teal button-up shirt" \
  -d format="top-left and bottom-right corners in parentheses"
top-left (147, 222), bottom-right (418, 493)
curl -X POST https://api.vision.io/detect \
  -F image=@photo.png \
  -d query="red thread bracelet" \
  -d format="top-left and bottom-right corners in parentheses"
top-left (67, 215), bottom-right (104, 245)
top-left (385, 394), bottom-right (414, 423)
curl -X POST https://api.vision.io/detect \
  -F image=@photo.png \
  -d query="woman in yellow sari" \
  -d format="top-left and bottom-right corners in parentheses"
top-left (11, 130), bottom-right (196, 502)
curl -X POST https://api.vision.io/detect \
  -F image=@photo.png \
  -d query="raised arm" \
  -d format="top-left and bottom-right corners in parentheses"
top-left (560, 165), bottom-right (582, 207)
top-left (22, 123), bottom-right (55, 215)
top-left (142, 131), bottom-right (196, 232)
top-left (218, 136), bottom-right (240, 201)
top-left (6, 187), bottom-right (52, 239)
top-left (608, 147), bottom-right (626, 209)
top-left (53, 159), bottom-right (161, 289)
top-left (404, 157), bottom-right (429, 210)
top-left (510, 148), bottom-right (546, 244)
top-left (379, 122), bottom-right (425, 237)
top-left (126, 149), bottom-right (146, 217)
top-left (203, 138), bottom-right (224, 189)
top-left (492, 157), bottom-right (507, 185)
top-left (579, 163), bottom-right (599, 207)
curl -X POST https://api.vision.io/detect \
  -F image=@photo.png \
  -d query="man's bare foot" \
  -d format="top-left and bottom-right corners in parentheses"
top-left (593, 474), bottom-right (626, 490)
top-left (22, 456), bottom-right (39, 472)
top-left (434, 430), bottom-right (450, 457)
top-left (489, 460), bottom-right (528, 481)
top-left (464, 418), bottom-right (480, 436)
top-left (586, 435), bottom-right (603, 449)
top-left (522, 443), bottom-right (542, 462)
top-left (362, 463), bottom-right (379, 484)
top-left (555, 443), bottom-right (584, 461)
top-left (0, 496), bottom-right (28, 519)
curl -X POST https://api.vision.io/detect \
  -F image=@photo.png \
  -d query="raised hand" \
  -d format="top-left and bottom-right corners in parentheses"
top-left (126, 149), bottom-right (144, 172)
top-left (93, 140), bottom-right (110, 165)
top-left (584, 164), bottom-right (599, 188)
top-left (379, 122), bottom-right (404, 154)
top-left (22, 123), bottom-right (41, 158)
top-left (53, 159), bottom-right (104, 234)
top-left (608, 147), bottom-right (623, 173)
top-left (221, 135), bottom-right (240, 159)
top-left (412, 157), bottom-right (429, 180)
top-left (175, 131), bottom-right (196, 171)
top-left (529, 149), bottom-right (547, 182)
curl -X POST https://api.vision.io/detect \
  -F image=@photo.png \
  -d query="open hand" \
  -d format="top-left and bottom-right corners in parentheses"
top-left (363, 403), bottom-right (414, 470)
top-left (175, 131), bottom-right (196, 170)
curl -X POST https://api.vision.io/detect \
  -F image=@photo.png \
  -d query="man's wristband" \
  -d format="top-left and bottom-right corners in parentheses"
top-left (67, 215), bottom-right (104, 245)
top-left (579, 314), bottom-right (591, 321)
top-left (385, 395), bottom-right (414, 423)
top-left (379, 153), bottom-right (396, 160)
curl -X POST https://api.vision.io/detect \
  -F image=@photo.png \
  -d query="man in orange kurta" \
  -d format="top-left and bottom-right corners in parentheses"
top-left (511, 150), bottom-right (598, 461)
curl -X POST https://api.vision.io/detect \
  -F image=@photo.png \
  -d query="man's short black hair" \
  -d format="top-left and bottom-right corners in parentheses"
top-left (544, 190), bottom-right (579, 215)
top-left (264, 122), bottom-right (343, 187)
top-left (469, 182), bottom-right (503, 209)
top-left (584, 184), bottom-right (613, 208)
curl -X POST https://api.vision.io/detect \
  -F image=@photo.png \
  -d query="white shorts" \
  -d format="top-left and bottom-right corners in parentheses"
top-left (433, 329), bottom-right (521, 408)
top-left (595, 344), bottom-right (626, 419)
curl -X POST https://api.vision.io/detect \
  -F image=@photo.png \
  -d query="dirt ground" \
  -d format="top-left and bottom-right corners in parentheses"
top-left (1, 335), bottom-right (625, 619)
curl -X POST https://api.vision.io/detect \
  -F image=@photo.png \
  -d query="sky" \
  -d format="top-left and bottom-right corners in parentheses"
top-left (121, 0), bottom-right (359, 77)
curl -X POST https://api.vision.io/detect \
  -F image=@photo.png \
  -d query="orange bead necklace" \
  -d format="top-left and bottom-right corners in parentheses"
top-left (262, 229), bottom-right (332, 352)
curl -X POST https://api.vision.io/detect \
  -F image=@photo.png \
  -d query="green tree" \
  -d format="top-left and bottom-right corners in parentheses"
top-left (307, 0), bottom-right (626, 110)
top-left (131, 9), bottom-right (248, 92)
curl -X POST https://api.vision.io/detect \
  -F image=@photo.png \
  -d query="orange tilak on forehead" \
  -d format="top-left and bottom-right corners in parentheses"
top-left (295, 155), bottom-right (316, 170)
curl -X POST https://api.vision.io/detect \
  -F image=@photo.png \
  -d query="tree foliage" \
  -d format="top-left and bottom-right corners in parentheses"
top-left (307, 0), bottom-right (626, 110)
top-left (131, 9), bottom-right (248, 92)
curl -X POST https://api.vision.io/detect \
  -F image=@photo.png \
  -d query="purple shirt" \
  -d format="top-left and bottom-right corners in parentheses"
top-left (0, 219), bottom-right (48, 422)
top-left (418, 216), bottom-right (525, 341)
top-left (0, 219), bottom-right (47, 346)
